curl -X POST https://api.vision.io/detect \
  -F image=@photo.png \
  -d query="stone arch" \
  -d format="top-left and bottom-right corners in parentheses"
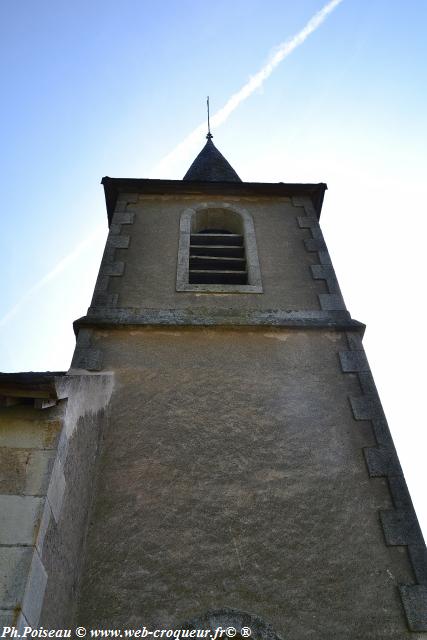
top-left (176, 202), bottom-right (263, 293)
top-left (190, 207), bottom-right (244, 235)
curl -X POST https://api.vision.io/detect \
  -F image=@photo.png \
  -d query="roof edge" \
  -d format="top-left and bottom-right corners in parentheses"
top-left (0, 372), bottom-right (66, 399)
top-left (73, 309), bottom-right (364, 336)
top-left (101, 177), bottom-right (327, 226)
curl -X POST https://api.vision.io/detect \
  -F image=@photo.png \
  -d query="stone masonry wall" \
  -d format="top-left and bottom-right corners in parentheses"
top-left (0, 374), bottom-right (113, 630)
top-left (76, 327), bottom-right (424, 639)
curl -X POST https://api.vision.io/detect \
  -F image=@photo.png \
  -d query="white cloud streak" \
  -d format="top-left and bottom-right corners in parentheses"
top-left (0, 224), bottom-right (105, 329)
top-left (150, 0), bottom-right (343, 178)
top-left (0, 0), bottom-right (343, 331)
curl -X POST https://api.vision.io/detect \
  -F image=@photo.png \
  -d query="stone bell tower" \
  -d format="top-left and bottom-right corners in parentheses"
top-left (70, 133), bottom-right (427, 637)
top-left (1, 133), bottom-right (426, 638)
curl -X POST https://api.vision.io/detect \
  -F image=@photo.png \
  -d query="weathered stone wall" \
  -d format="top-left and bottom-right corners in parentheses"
top-left (0, 401), bottom-right (62, 630)
top-left (0, 374), bottom-right (113, 630)
top-left (94, 194), bottom-right (328, 312)
top-left (76, 327), bottom-right (420, 638)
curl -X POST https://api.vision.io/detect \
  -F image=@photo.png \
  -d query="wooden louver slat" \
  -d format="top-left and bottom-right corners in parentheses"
top-left (189, 232), bottom-right (248, 285)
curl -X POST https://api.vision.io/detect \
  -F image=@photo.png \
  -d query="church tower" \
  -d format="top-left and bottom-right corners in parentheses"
top-left (1, 134), bottom-right (426, 638)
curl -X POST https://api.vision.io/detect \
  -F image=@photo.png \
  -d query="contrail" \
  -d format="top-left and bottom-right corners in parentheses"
top-left (1, 0), bottom-right (343, 330)
top-left (0, 224), bottom-right (105, 329)
top-left (150, 0), bottom-right (343, 178)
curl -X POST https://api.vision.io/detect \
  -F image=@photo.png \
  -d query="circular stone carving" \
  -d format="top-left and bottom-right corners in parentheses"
top-left (182, 609), bottom-right (283, 640)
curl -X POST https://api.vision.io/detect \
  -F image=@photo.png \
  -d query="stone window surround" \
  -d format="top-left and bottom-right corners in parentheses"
top-left (176, 202), bottom-right (263, 293)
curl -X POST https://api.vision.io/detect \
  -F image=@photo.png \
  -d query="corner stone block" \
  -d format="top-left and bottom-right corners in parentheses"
top-left (380, 509), bottom-right (423, 546)
top-left (311, 264), bottom-right (342, 294)
top-left (350, 395), bottom-right (383, 421)
top-left (297, 216), bottom-right (317, 229)
top-left (292, 196), bottom-right (316, 216)
top-left (364, 446), bottom-right (402, 477)
top-left (46, 457), bottom-right (66, 523)
top-left (94, 275), bottom-right (110, 292)
top-left (408, 546), bottom-right (427, 585)
top-left (107, 235), bottom-right (130, 249)
top-left (318, 293), bottom-right (346, 311)
top-left (74, 329), bottom-right (92, 349)
top-left (346, 332), bottom-right (364, 351)
top-left (357, 371), bottom-right (378, 395)
top-left (21, 551), bottom-right (47, 628)
top-left (71, 348), bottom-right (103, 372)
top-left (91, 292), bottom-right (119, 308)
top-left (310, 264), bottom-right (333, 280)
top-left (400, 584), bottom-right (427, 631)
top-left (0, 414), bottom-right (61, 450)
top-left (113, 212), bottom-right (135, 225)
top-left (101, 262), bottom-right (125, 277)
top-left (108, 224), bottom-right (122, 235)
top-left (304, 238), bottom-right (327, 252)
top-left (318, 250), bottom-right (332, 265)
top-left (15, 611), bottom-right (31, 635)
top-left (0, 449), bottom-right (56, 495)
top-left (0, 609), bottom-right (18, 627)
top-left (0, 495), bottom-right (44, 545)
top-left (0, 547), bottom-right (33, 608)
top-left (339, 350), bottom-right (370, 373)
top-left (389, 476), bottom-right (413, 509)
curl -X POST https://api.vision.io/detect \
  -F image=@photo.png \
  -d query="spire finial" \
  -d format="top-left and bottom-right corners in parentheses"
top-left (206, 96), bottom-right (213, 139)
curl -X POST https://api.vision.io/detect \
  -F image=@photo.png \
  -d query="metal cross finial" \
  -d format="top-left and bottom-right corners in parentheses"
top-left (206, 96), bottom-right (213, 139)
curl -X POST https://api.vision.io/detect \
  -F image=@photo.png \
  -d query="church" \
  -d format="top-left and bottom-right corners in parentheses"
top-left (1, 132), bottom-right (426, 638)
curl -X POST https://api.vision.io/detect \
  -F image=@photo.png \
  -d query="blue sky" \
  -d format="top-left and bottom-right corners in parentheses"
top-left (1, 1), bottom-right (426, 532)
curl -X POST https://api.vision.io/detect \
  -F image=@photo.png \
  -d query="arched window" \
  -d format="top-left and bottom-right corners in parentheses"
top-left (176, 204), bottom-right (263, 293)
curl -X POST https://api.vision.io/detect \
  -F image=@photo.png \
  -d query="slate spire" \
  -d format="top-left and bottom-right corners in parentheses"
top-left (183, 137), bottom-right (241, 182)
top-left (183, 100), bottom-right (241, 182)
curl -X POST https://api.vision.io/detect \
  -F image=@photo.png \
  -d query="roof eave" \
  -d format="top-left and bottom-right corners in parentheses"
top-left (101, 177), bottom-right (328, 226)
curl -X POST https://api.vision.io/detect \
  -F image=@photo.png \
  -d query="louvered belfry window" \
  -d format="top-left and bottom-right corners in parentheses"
top-left (176, 206), bottom-right (263, 293)
top-left (189, 228), bottom-right (248, 285)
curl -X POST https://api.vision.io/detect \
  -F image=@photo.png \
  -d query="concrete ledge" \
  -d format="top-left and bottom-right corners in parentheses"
top-left (0, 373), bottom-right (64, 401)
top-left (77, 308), bottom-right (364, 333)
